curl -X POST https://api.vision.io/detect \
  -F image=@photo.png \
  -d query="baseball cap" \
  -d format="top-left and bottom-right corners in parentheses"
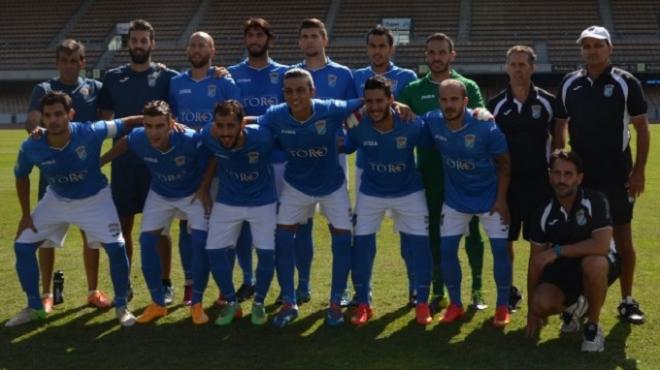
top-left (576, 26), bottom-right (611, 44)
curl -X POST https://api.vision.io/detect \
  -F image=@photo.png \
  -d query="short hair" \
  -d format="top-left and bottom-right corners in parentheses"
top-left (549, 149), bottom-right (584, 173)
top-left (366, 25), bottom-right (394, 47)
top-left (506, 45), bottom-right (537, 64)
top-left (40, 91), bottom-right (73, 113)
top-left (56, 39), bottom-right (85, 61)
top-left (244, 17), bottom-right (274, 40)
top-left (425, 32), bottom-right (454, 53)
top-left (214, 100), bottom-right (245, 123)
top-left (143, 100), bottom-right (171, 117)
top-left (284, 68), bottom-right (315, 89)
top-left (298, 18), bottom-right (327, 38)
top-left (364, 75), bottom-right (393, 97)
top-left (129, 19), bottom-right (155, 41)
top-left (439, 79), bottom-right (467, 98)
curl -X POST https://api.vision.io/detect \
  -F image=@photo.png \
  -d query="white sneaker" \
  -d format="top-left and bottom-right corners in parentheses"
top-left (116, 306), bottom-right (136, 327)
top-left (5, 307), bottom-right (46, 327)
top-left (581, 323), bottom-right (605, 352)
top-left (561, 295), bottom-right (588, 333)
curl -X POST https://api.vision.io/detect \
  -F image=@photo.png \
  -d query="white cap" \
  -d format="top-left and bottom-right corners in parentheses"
top-left (576, 26), bottom-right (611, 44)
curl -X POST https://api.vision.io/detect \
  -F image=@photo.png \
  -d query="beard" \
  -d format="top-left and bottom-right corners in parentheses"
top-left (247, 44), bottom-right (268, 58)
top-left (188, 54), bottom-right (210, 68)
top-left (129, 48), bottom-right (151, 64)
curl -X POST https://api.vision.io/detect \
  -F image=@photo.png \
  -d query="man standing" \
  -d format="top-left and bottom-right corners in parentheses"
top-left (227, 18), bottom-right (289, 302)
top-left (425, 79), bottom-right (512, 327)
top-left (488, 45), bottom-right (556, 312)
top-left (399, 33), bottom-right (488, 312)
top-left (526, 150), bottom-right (620, 352)
top-left (99, 19), bottom-right (180, 303)
top-left (7, 91), bottom-right (140, 327)
top-left (25, 39), bottom-right (110, 312)
top-left (555, 26), bottom-right (650, 323)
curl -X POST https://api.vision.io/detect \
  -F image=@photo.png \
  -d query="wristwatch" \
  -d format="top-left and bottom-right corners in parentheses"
top-left (553, 244), bottom-right (562, 258)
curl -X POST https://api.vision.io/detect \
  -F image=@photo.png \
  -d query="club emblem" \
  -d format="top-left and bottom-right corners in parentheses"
top-left (576, 209), bottom-right (586, 226)
top-left (80, 86), bottom-right (89, 98)
top-left (270, 71), bottom-right (279, 85)
top-left (248, 151), bottom-right (260, 164)
top-left (207, 84), bottom-right (216, 98)
top-left (464, 134), bottom-right (476, 149)
top-left (396, 136), bottom-right (407, 149)
top-left (328, 74), bottom-right (337, 87)
top-left (147, 71), bottom-right (159, 87)
top-left (531, 104), bottom-right (542, 119)
top-left (603, 84), bottom-right (614, 97)
top-left (175, 156), bottom-right (186, 166)
top-left (75, 145), bottom-right (87, 160)
top-left (314, 120), bottom-right (327, 135)
top-left (109, 223), bottom-right (121, 237)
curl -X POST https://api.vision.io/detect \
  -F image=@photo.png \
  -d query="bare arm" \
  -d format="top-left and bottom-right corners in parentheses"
top-left (100, 137), bottom-right (129, 167)
top-left (628, 114), bottom-right (650, 198)
top-left (491, 152), bottom-right (511, 224)
top-left (25, 111), bottom-right (41, 133)
top-left (117, 115), bottom-right (144, 129)
top-left (15, 176), bottom-right (37, 239)
top-left (193, 157), bottom-right (217, 215)
top-left (558, 227), bottom-right (613, 258)
top-left (553, 118), bottom-right (568, 150)
top-left (99, 109), bottom-right (114, 120)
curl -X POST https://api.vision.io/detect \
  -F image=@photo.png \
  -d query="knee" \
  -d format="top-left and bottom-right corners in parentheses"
top-left (531, 293), bottom-right (558, 318)
top-left (581, 256), bottom-right (608, 281)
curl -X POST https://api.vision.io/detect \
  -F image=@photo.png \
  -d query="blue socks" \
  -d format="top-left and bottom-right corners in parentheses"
top-left (208, 248), bottom-right (236, 303)
top-left (490, 238), bottom-right (512, 307)
top-left (103, 242), bottom-right (130, 308)
top-left (353, 234), bottom-right (375, 305)
top-left (254, 249), bottom-right (275, 304)
top-left (178, 220), bottom-right (193, 282)
top-left (139, 232), bottom-right (165, 306)
top-left (404, 233), bottom-right (432, 303)
top-left (440, 235), bottom-right (463, 306)
top-left (275, 228), bottom-right (296, 305)
top-left (294, 218), bottom-right (314, 293)
top-left (400, 232), bottom-right (415, 293)
top-left (14, 242), bottom-right (41, 310)
top-left (330, 230), bottom-right (352, 305)
top-left (191, 229), bottom-right (210, 305)
top-left (236, 221), bottom-right (254, 286)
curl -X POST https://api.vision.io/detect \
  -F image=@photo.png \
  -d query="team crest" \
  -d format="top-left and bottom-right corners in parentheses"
top-left (147, 71), bottom-right (159, 87)
top-left (314, 120), bottom-right (327, 135)
top-left (75, 145), bottom-right (87, 160)
top-left (576, 209), bottom-right (587, 226)
top-left (603, 84), bottom-right (614, 97)
top-left (327, 74), bottom-right (337, 87)
top-left (269, 71), bottom-right (279, 84)
top-left (207, 84), bottom-right (217, 98)
top-left (248, 151), bottom-right (260, 164)
top-left (531, 104), bottom-right (542, 119)
top-left (464, 134), bottom-right (476, 149)
top-left (396, 136), bottom-right (407, 149)
top-left (108, 223), bottom-right (121, 238)
top-left (174, 156), bottom-right (186, 166)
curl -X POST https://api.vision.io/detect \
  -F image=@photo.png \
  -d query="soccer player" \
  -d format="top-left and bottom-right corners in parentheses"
top-left (7, 91), bottom-right (140, 327)
top-left (25, 39), bottom-right (111, 311)
top-left (425, 79), bottom-right (512, 327)
top-left (168, 31), bottom-right (240, 305)
top-left (555, 26), bottom-right (650, 323)
top-left (98, 19), bottom-right (180, 303)
top-left (200, 100), bottom-right (277, 326)
top-left (526, 150), bottom-right (620, 352)
top-left (344, 76), bottom-right (433, 326)
top-left (292, 18), bottom-right (358, 305)
top-left (352, 25), bottom-right (419, 306)
top-left (398, 33), bottom-right (488, 312)
top-left (227, 18), bottom-right (289, 302)
top-left (99, 101), bottom-right (211, 324)
top-left (488, 45), bottom-right (556, 312)
top-left (259, 68), bottom-right (362, 327)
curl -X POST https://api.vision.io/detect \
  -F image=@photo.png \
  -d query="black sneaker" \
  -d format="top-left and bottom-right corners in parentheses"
top-left (581, 322), bottom-right (605, 352)
top-left (618, 299), bottom-right (645, 324)
top-left (508, 285), bottom-right (523, 312)
top-left (236, 284), bottom-right (255, 303)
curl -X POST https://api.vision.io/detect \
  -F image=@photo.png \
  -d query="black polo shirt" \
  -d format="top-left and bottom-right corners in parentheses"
top-left (488, 83), bottom-right (555, 180)
top-left (556, 65), bottom-right (647, 185)
top-left (530, 187), bottom-right (616, 259)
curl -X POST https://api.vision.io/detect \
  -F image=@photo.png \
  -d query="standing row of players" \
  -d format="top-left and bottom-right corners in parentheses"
top-left (10, 18), bottom-right (649, 352)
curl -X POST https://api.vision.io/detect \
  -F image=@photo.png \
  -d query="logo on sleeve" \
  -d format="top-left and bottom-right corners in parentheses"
top-left (464, 134), bottom-right (476, 149)
top-left (248, 151), bottom-right (260, 164)
top-left (328, 74), bottom-right (337, 87)
top-left (75, 145), bottom-right (88, 160)
top-left (531, 104), bottom-right (542, 119)
top-left (314, 120), bottom-right (327, 135)
top-left (207, 84), bottom-right (217, 98)
top-left (396, 136), bottom-right (407, 149)
top-left (603, 84), bottom-right (614, 97)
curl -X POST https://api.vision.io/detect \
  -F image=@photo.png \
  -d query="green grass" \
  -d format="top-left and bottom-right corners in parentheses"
top-left (0, 127), bottom-right (659, 370)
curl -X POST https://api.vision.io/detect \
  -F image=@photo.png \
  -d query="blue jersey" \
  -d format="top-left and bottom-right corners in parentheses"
top-left (258, 99), bottom-right (362, 196)
top-left (228, 59), bottom-right (288, 116)
top-left (294, 58), bottom-right (357, 100)
top-left (169, 68), bottom-right (241, 130)
top-left (29, 77), bottom-right (102, 122)
top-left (352, 62), bottom-right (417, 99)
top-left (200, 124), bottom-right (277, 207)
top-left (228, 59), bottom-right (289, 163)
top-left (15, 120), bottom-right (124, 199)
top-left (126, 128), bottom-right (208, 198)
top-left (424, 109), bottom-right (508, 213)
top-left (345, 113), bottom-right (425, 197)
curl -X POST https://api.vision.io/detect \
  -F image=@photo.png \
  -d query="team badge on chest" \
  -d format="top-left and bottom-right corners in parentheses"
top-left (248, 151), bottom-right (260, 164)
top-left (147, 71), bottom-right (159, 88)
top-left (531, 104), bottom-right (542, 119)
top-left (603, 84), bottom-right (614, 97)
top-left (75, 145), bottom-right (87, 160)
top-left (314, 120), bottom-right (327, 135)
top-left (270, 71), bottom-right (279, 85)
top-left (575, 209), bottom-right (587, 226)
top-left (396, 136), bottom-right (407, 149)
top-left (207, 84), bottom-right (217, 98)
top-left (328, 74), bottom-right (337, 87)
top-left (174, 156), bottom-right (186, 166)
top-left (464, 134), bottom-right (476, 149)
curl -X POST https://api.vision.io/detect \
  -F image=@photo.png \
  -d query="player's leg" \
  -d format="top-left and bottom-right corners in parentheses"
top-left (177, 218), bottom-right (193, 305)
top-left (180, 195), bottom-right (210, 323)
top-left (37, 247), bottom-right (54, 312)
top-left (425, 188), bottom-right (447, 314)
top-left (81, 230), bottom-right (111, 309)
top-left (247, 202), bottom-right (277, 325)
top-left (438, 204), bottom-right (470, 323)
top-left (294, 214), bottom-right (314, 302)
top-left (480, 210), bottom-right (512, 327)
top-left (235, 222), bottom-right (255, 302)
top-left (465, 216), bottom-right (486, 309)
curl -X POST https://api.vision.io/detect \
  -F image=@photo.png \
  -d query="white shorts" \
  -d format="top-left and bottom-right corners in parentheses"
top-left (278, 180), bottom-right (352, 230)
top-left (141, 190), bottom-right (208, 233)
top-left (355, 190), bottom-right (428, 236)
top-left (206, 202), bottom-right (277, 250)
top-left (273, 162), bottom-right (285, 197)
top-left (16, 186), bottom-right (124, 248)
top-left (440, 203), bottom-right (509, 239)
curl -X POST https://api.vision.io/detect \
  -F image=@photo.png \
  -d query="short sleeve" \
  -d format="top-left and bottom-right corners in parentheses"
top-left (554, 75), bottom-right (571, 120)
top-left (528, 206), bottom-right (548, 246)
top-left (169, 84), bottom-right (179, 118)
top-left (91, 119), bottom-right (124, 140)
top-left (485, 122), bottom-right (508, 156)
top-left (466, 80), bottom-right (485, 109)
top-left (589, 191), bottom-right (613, 231)
top-left (14, 144), bottom-right (34, 178)
top-left (98, 74), bottom-right (115, 112)
top-left (343, 127), bottom-right (360, 154)
top-left (221, 76), bottom-right (242, 101)
top-left (625, 75), bottom-right (648, 117)
top-left (28, 84), bottom-right (47, 112)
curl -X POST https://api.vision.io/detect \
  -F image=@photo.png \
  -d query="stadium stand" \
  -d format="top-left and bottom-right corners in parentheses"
top-left (611, 0), bottom-right (660, 37)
